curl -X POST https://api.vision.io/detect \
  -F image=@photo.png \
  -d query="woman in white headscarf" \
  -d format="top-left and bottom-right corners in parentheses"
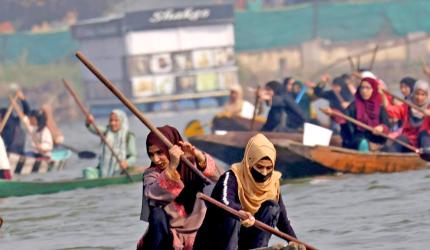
top-left (221, 84), bottom-right (255, 119)
top-left (85, 109), bottom-right (137, 177)
top-left (386, 80), bottom-right (430, 152)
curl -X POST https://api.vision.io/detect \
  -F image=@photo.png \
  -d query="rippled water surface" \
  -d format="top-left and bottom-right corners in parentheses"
top-left (1, 108), bottom-right (430, 250)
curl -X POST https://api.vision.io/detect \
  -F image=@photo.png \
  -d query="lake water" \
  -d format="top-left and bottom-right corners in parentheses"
top-left (1, 108), bottom-right (429, 250)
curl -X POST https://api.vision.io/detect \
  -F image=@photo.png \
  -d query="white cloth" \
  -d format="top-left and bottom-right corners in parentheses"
top-left (0, 136), bottom-right (10, 170)
top-left (24, 117), bottom-right (54, 156)
top-left (240, 101), bottom-right (256, 119)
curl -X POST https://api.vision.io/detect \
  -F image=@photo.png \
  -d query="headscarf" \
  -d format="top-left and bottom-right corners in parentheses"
top-left (409, 80), bottom-right (430, 126)
top-left (231, 133), bottom-right (282, 215)
top-left (146, 125), bottom-right (203, 214)
top-left (99, 109), bottom-right (129, 177)
top-left (222, 84), bottom-right (244, 115)
top-left (400, 77), bottom-right (416, 99)
top-left (355, 77), bottom-right (382, 129)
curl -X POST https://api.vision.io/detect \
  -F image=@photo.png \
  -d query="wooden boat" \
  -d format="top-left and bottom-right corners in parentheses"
top-left (0, 173), bottom-right (143, 198)
top-left (7, 149), bottom-right (72, 176)
top-left (285, 142), bottom-right (429, 174)
top-left (189, 131), bottom-right (342, 179)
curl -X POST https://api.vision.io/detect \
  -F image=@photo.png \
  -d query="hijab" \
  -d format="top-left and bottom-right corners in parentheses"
top-left (400, 77), bottom-right (416, 100)
top-left (265, 81), bottom-right (284, 96)
top-left (231, 133), bottom-right (282, 215)
top-left (99, 109), bottom-right (129, 177)
top-left (222, 84), bottom-right (244, 115)
top-left (409, 80), bottom-right (430, 127)
top-left (355, 77), bottom-right (382, 129)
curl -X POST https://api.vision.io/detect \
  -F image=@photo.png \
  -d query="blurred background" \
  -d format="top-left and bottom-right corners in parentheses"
top-left (2, 0), bottom-right (430, 120)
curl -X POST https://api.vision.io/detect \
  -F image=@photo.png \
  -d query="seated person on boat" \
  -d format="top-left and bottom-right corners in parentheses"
top-left (220, 84), bottom-right (255, 119)
top-left (0, 135), bottom-right (12, 179)
top-left (23, 109), bottom-right (54, 158)
top-left (138, 125), bottom-right (219, 250)
top-left (193, 133), bottom-right (300, 250)
top-left (314, 74), bottom-right (355, 133)
top-left (384, 80), bottom-right (430, 152)
top-left (259, 81), bottom-right (306, 132)
top-left (338, 77), bottom-right (390, 152)
top-left (85, 109), bottom-right (137, 178)
top-left (0, 90), bottom-right (30, 154)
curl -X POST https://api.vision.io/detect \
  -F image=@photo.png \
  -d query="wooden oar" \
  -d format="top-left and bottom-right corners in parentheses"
top-left (75, 51), bottom-right (214, 184)
top-left (369, 45), bottom-right (379, 71)
top-left (9, 96), bottom-right (38, 145)
top-left (0, 97), bottom-right (17, 133)
top-left (251, 86), bottom-right (261, 131)
top-left (196, 192), bottom-right (318, 250)
top-left (57, 143), bottom-right (97, 159)
top-left (63, 79), bottom-right (133, 181)
top-left (0, 216), bottom-right (3, 228)
top-left (347, 56), bottom-right (355, 72)
top-left (382, 89), bottom-right (430, 117)
top-left (319, 108), bottom-right (425, 156)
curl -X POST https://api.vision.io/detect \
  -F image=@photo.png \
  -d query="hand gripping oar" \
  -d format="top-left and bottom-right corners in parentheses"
top-left (196, 192), bottom-right (318, 250)
top-left (63, 79), bottom-right (133, 181)
top-left (382, 89), bottom-right (430, 118)
top-left (319, 108), bottom-right (430, 161)
top-left (75, 51), bottom-right (214, 185)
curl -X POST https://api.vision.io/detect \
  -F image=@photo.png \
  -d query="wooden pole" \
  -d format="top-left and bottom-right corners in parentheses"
top-left (197, 193), bottom-right (318, 250)
top-left (250, 86), bottom-right (261, 131)
top-left (63, 79), bottom-right (133, 181)
top-left (0, 96), bottom-right (17, 133)
top-left (74, 52), bottom-right (213, 184)
top-left (382, 89), bottom-right (430, 118)
top-left (320, 108), bottom-right (419, 153)
top-left (347, 56), bottom-right (355, 72)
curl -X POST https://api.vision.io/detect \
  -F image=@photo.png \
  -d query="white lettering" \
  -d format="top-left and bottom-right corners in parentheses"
top-left (149, 7), bottom-right (211, 23)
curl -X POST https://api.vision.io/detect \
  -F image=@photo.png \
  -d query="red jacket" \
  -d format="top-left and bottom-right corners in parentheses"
top-left (386, 103), bottom-right (430, 146)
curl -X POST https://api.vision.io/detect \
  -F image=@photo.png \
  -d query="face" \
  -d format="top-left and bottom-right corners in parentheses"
top-left (413, 89), bottom-right (428, 106)
top-left (230, 90), bottom-right (239, 102)
top-left (264, 87), bottom-right (274, 97)
top-left (292, 84), bottom-right (301, 94)
top-left (109, 112), bottom-right (121, 132)
top-left (29, 116), bottom-right (38, 126)
top-left (332, 84), bottom-right (341, 93)
top-left (148, 145), bottom-right (170, 169)
top-left (359, 81), bottom-right (373, 100)
top-left (286, 79), bottom-right (295, 92)
top-left (400, 83), bottom-right (411, 97)
top-left (252, 159), bottom-right (274, 177)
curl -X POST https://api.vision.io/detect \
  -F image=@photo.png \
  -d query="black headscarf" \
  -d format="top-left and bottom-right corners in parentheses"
top-left (265, 80), bottom-right (284, 96)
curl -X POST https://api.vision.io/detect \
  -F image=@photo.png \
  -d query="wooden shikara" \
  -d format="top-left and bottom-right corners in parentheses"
top-left (286, 142), bottom-right (429, 174)
top-left (189, 131), bottom-right (342, 179)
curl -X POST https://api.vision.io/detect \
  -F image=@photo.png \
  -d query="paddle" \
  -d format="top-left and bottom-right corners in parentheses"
top-left (183, 119), bottom-right (210, 138)
top-left (319, 108), bottom-right (430, 161)
top-left (369, 45), bottom-right (379, 71)
top-left (251, 86), bottom-right (261, 131)
top-left (62, 79), bottom-right (133, 181)
top-left (75, 51), bottom-right (214, 184)
top-left (382, 89), bottom-right (430, 117)
top-left (0, 96), bottom-right (17, 133)
top-left (57, 143), bottom-right (97, 159)
top-left (196, 192), bottom-right (318, 250)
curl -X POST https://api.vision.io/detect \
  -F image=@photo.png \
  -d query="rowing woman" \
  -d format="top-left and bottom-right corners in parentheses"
top-left (138, 125), bottom-right (220, 250)
top-left (193, 133), bottom-right (302, 250)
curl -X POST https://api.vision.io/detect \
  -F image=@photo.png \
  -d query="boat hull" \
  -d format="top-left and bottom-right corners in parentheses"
top-left (189, 132), bottom-right (338, 179)
top-left (0, 174), bottom-right (142, 198)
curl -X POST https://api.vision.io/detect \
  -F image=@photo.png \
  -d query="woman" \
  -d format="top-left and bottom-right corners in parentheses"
top-left (193, 133), bottom-right (299, 250)
top-left (85, 109), bottom-right (137, 178)
top-left (139, 125), bottom-right (220, 250)
top-left (399, 77), bottom-right (416, 100)
top-left (314, 75), bottom-right (354, 132)
top-left (260, 80), bottom-right (306, 132)
top-left (23, 109), bottom-right (54, 157)
top-left (385, 80), bottom-right (430, 152)
top-left (339, 77), bottom-right (390, 151)
top-left (221, 84), bottom-right (255, 119)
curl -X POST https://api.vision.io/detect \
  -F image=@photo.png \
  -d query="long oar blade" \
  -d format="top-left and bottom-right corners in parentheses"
top-left (77, 151), bottom-right (97, 159)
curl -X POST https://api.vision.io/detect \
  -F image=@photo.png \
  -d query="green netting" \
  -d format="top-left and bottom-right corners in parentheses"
top-left (0, 31), bottom-right (78, 64)
top-left (235, 0), bottom-right (430, 51)
top-left (2, 0), bottom-right (430, 64)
